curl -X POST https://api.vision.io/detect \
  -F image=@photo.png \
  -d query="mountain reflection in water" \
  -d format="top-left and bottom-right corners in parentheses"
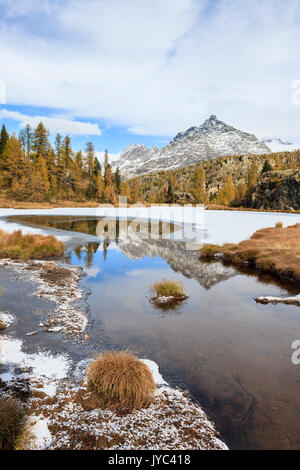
top-left (8, 214), bottom-right (300, 450)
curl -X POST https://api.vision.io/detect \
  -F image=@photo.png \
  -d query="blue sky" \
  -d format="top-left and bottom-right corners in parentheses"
top-left (0, 0), bottom-right (300, 161)
top-left (0, 103), bottom-right (170, 157)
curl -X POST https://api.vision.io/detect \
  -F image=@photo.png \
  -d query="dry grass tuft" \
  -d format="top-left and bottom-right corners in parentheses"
top-left (0, 398), bottom-right (27, 450)
top-left (0, 320), bottom-right (7, 330)
top-left (86, 351), bottom-right (156, 411)
top-left (275, 222), bottom-right (283, 228)
top-left (199, 223), bottom-right (300, 283)
top-left (0, 229), bottom-right (64, 260)
top-left (198, 244), bottom-right (221, 258)
top-left (151, 279), bottom-right (186, 298)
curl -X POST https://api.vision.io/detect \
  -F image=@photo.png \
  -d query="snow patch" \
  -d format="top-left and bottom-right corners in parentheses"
top-left (255, 294), bottom-right (300, 306)
top-left (30, 416), bottom-right (53, 449)
top-left (141, 359), bottom-right (167, 386)
top-left (0, 335), bottom-right (70, 397)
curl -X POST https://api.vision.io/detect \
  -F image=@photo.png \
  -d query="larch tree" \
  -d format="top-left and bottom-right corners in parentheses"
top-left (32, 122), bottom-right (50, 161)
top-left (121, 181), bottom-right (131, 202)
top-left (192, 167), bottom-right (207, 203)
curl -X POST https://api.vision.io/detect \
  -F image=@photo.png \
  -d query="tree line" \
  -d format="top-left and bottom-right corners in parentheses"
top-left (0, 122), bottom-right (136, 203)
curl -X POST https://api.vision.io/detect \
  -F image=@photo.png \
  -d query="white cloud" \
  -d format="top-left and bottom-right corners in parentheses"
top-left (0, 80), bottom-right (5, 104)
top-left (95, 151), bottom-right (120, 166)
top-left (0, 109), bottom-right (101, 135)
top-left (0, 0), bottom-right (300, 140)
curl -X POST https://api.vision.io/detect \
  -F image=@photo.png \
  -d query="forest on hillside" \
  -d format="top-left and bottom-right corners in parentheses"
top-left (0, 123), bottom-right (135, 204)
top-left (0, 122), bottom-right (299, 208)
top-left (127, 150), bottom-right (300, 208)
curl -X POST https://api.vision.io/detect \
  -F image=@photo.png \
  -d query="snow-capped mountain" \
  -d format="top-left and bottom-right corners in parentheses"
top-left (261, 138), bottom-right (300, 153)
top-left (112, 115), bottom-right (271, 179)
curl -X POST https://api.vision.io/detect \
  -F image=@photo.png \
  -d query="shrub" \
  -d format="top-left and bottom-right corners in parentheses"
top-left (199, 244), bottom-right (221, 259)
top-left (275, 222), bottom-right (283, 228)
top-left (151, 279), bottom-right (186, 298)
top-left (0, 398), bottom-right (27, 450)
top-left (86, 351), bottom-right (156, 411)
top-left (0, 229), bottom-right (64, 260)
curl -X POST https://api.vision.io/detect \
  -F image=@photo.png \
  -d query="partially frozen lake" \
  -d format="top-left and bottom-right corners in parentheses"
top-left (2, 208), bottom-right (300, 450)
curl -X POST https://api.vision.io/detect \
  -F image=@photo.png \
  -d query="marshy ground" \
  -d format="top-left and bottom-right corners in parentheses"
top-left (200, 223), bottom-right (300, 284)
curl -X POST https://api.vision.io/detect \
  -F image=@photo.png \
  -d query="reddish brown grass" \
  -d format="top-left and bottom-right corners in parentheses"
top-left (0, 229), bottom-right (64, 260)
top-left (0, 398), bottom-right (27, 450)
top-left (200, 223), bottom-right (300, 283)
top-left (86, 351), bottom-right (156, 411)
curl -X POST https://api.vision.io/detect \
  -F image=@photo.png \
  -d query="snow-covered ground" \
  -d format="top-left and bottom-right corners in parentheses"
top-left (0, 324), bottom-right (228, 450)
top-left (261, 138), bottom-right (300, 153)
top-left (0, 206), bottom-right (299, 247)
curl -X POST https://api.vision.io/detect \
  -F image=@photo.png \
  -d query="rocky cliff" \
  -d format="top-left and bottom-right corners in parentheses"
top-left (251, 170), bottom-right (300, 211)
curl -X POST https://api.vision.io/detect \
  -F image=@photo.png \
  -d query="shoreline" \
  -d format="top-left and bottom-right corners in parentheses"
top-left (0, 197), bottom-right (299, 215)
top-left (1, 206), bottom-right (299, 449)
top-left (0, 249), bottom-right (228, 450)
top-left (0, 206), bottom-right (299, 248)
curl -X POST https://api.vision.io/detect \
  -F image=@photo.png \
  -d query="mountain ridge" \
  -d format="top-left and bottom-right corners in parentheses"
top-left (112, 115), bottom-right (271, 179)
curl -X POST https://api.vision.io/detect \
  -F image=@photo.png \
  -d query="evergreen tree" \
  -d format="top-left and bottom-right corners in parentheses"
top-left (94, 157), bottom-right (101, 176)
top-left (166, 179), bottom-right (175, 204)
top-left (32, 122), bottom-right (50, 161)
top-left (0, 124), bottom-right (9, 158)
top-left (104, 149), bottom-right (109, 171)
top-left (19, 124), bottom-right (33, 155)
top-left (261, 159), bottom-right (273, 174)
top-left (50, 174), bottom-right (58, 197)
top-left (62, 135), bottom-right (73, 169)
top-left (55, 133), bottom-right (62, 164)
top-left (85, 141), bottom-right (95, 176)
top-left (114, 167), bottom-right (121, 194)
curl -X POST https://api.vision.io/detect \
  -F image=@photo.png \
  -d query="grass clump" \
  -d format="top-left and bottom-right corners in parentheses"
top-left (151, 279), bottom-right (187, 299)
top-left (199, 244), bottom-right (221, 259)
top-left (199, 223), bottom-right (300, 283)
top-left (86, 351), bottom-right (156, 411)
top-left (275, 222), bottom-right (283, 228)
top-left (0, 229), bottom-right (64, 260)
top-left (0, 398), bottom-right (27, 450)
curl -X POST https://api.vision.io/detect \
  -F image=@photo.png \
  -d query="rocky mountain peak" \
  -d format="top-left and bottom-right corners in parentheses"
top-left (112, 116), bottom-right (271, 179)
